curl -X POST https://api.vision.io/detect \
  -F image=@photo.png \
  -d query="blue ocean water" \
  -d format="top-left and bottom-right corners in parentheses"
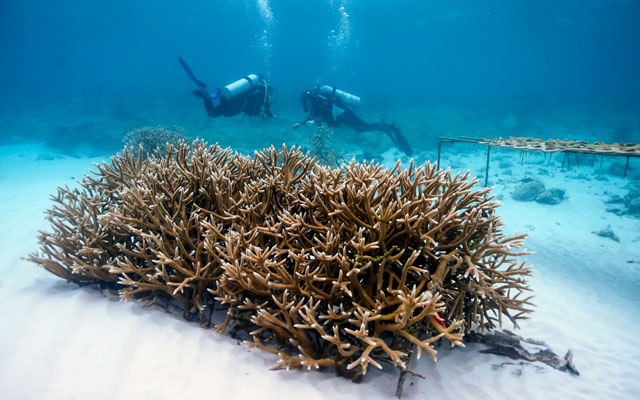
top-left (1, 0), bottom-right (639, 155)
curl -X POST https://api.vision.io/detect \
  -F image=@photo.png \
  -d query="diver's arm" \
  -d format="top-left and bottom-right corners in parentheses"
top-left (264, 106), bottom-right (275, 118)
top-left (302, 113), bottom-right (316, 125)
top-left (293, 113), bottom-right (316, 129)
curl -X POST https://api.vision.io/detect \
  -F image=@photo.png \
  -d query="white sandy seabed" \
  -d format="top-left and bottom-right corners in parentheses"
top-left (1, 142), bottom-right (639, 400)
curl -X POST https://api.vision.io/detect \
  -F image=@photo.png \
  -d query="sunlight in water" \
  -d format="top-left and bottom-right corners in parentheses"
top-left (256, 0), bottom-right (275, 79)
top-left (327, 0), bottom-right (352, 75)
top-left (257, 0), bottom-right (274, 21)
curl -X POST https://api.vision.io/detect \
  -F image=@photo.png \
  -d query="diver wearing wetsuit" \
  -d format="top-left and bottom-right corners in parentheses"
top-left (294, 88), bottom-right (413, 156)
top-left (179, 57), bottom-right (276, 119)
top-left (195, 84), bottom-right (275, 118)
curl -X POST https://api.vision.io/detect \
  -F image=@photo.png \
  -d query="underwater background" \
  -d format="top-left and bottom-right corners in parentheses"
top-left (2, 2), bottom-right (640, 398)
top-left (1, 0), bottom-right (639, 156)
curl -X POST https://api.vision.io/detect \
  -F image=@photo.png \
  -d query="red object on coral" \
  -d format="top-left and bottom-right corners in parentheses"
top-left (434, 313), bottom-right (446, 328)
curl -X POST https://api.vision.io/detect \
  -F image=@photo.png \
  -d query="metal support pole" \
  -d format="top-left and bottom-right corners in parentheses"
top-left (574, 153), bottom-right (580, 168)
top-left (591, 154), bottom-right (596, 167)
top-left (485, 146), bottom-right (491, 187)
top-left (624, 156), bottom-right (630, 178)
top-left (437, 141), bottom-right (443, 169)
top-left (562, 153), bottom-right (567, 171)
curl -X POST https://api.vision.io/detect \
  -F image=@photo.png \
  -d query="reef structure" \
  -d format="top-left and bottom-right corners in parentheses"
top-left (438, 136), bottom-right (640, 185)
top-left (480, 136), bottom-right (640, 155)
top-left (29, 140), bottom-right (533, 379)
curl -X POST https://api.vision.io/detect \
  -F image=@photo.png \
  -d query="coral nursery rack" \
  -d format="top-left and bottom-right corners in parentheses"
top-left (437, 136), bottom-right (640, 187)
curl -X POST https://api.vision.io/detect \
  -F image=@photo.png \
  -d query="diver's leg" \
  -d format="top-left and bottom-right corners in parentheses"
top-left (202, 98), bottom-right (223, 117)
top-left (337, 110), bottom-right (388, 133)
top-left (192, 90), bottom-right (223, 117)
top-left (179, 57), bottom-right (224, 117)
top-left (338, 110), bottom-right (413, 156)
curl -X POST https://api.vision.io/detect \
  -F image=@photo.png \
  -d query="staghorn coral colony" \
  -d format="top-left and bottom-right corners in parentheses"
top-left (29, 140), bottom-right (533, 379)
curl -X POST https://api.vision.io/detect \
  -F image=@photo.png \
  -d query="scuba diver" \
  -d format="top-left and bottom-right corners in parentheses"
top-left (293, 85), bottom-right (414, 156)
top-left (178, 57), bottom-right (277, 119)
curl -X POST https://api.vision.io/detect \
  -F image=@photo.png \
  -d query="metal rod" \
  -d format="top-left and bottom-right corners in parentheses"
top-left (437, 141), bottom-right (443, 169)
top-left (562, 153), bottom-right (567, 171)
top-left (624, 156), bottom-right (630, 178)
top-left (485, 146), bottom-right (491, 187)
top-left (591, 154), bottom-right (596, 167)
top-left (574, 153), bottom-right (580, 168)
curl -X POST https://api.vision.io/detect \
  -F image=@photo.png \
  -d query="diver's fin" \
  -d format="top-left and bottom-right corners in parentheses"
top-left (178, 57), bottom-right (207, 89)
top-left (388, 123), bottom-right (414, 157)
top-left (385, 130), bottom-right (400, 149)
top-left (381, 118), bottom-right (402, 152)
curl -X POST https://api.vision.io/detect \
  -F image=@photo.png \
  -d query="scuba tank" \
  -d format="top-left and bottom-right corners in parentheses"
top-left (319, 85), bottom-right (360, 107)
top-left (222, 74), bottom-right (263, 99)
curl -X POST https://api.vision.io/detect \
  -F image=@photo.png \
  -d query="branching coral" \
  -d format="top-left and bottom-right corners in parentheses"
top-left (29, 140), bottom-right (533, 379)
top-left (306, 126), bottom-right (345, 167)
top-left (123, 125), bottom-right (187, 158)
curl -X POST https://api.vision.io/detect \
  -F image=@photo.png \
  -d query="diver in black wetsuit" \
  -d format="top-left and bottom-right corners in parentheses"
top-left (293, 87), bottom-right (413, 156)
top-left (178, 57), bottom-right (277, 119)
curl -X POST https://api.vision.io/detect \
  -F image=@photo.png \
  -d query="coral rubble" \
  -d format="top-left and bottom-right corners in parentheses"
top-left (467, 330), bottom-right (579, 375)
top-left (536, 188), bottom-right (566, 205)
top-left (29, 140), bottom-right (533, 379)
top-left (512, 179), bottom-right (546, 202)
top-left (592, 225), bottom-right (621, 242)
top-left (512, 178), bottom-right (565, 205)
